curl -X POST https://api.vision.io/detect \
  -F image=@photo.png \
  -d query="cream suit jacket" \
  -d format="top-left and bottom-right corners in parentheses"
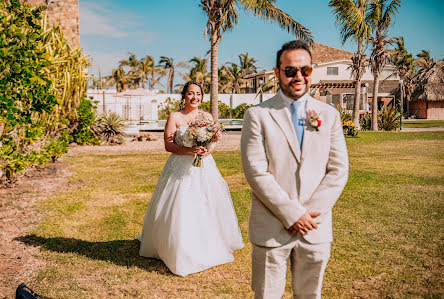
top-left (241, 93), bottom-right (349, 247)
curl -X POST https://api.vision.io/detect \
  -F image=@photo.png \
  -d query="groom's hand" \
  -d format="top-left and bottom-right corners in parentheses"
top-left (288, 211), bottom-right (321, 235)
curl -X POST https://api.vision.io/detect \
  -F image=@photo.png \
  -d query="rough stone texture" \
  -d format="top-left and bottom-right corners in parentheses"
top-left (23, 0), bottom-right (80, 48)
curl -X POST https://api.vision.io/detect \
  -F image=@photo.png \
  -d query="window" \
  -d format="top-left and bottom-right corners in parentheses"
top-left (327, 67), bottom-right (339, 75)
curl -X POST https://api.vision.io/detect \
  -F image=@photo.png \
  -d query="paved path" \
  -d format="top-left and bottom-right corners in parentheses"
top-left (400, 127), bottom-right (444, 132)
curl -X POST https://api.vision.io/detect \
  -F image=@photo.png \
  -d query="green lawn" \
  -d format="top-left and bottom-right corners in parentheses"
top-left (22, 132), bottom-right (444, 298)
top-left (402, 119), bottom-right (444, 128)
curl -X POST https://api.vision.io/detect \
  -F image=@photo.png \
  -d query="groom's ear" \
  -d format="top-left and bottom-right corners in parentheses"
top-left (273, 67), bottom-right (280, 82)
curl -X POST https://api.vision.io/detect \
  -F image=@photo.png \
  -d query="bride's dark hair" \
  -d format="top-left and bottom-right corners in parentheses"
top-left (180, 81), bottom-right (204, 105)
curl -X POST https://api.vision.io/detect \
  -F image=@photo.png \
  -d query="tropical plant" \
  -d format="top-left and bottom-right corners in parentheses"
top-left (200, 0), bottom-right (312, 120)
top-left (414, 50), bottom-right (434, 73)
top-left (367, 0), bottom-right (400, 130)
top-left (238, 52), bottom-right (258, 75)
top-left (159, 56), bottom-right (187, 93)
top-left (329, 0), bottom-right (373, 129)
top-left (359, 112), bottom-right (372, 130)
top-left (140, 55), bottom-right (165, 90)
top-left (105, 66), bottom-right (129, 92)
top-left (0, 0), bottom-right (92, 183)
top-left (97, 112), bottom-right (126, 144)
top-left (219, 63), bottom-right (245, 94)
top-left (119, 52), bottom-right (142, 88)
top-left (378, 105), bottom-right (400, 131)
top-left (182, 56), bottom-right (211, 93)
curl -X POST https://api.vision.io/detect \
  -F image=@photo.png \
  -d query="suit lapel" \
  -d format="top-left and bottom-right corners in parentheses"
top-left (268, 96), bottom-right (301, 163)
top-left (301, 96), bottom-right (319, 161)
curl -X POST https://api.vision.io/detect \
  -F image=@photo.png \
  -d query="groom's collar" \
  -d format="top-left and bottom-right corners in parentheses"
top-left (278, 90), bottom-right (308, 109)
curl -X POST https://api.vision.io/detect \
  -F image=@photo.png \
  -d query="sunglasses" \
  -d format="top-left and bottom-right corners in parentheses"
top-left (280, 66), bottom-right (313, 78)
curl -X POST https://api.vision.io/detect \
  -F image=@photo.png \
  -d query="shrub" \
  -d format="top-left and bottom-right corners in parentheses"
top-left (0, 0), bottom-right (90, 183)
top-left (342, 121), bottom-right (358, 137)
top-left (71, 96), bottom-right (101, 145)
top-left (158, 97), bottom-right (182, 120)
top-left (233, 103), bottom-right (253, 119)
top-left (200, 101), bottom-right (232, 119)
top-left (378, 106), bottom-right (401, 131)
top-left (360, 113), bottom-right (372, 131)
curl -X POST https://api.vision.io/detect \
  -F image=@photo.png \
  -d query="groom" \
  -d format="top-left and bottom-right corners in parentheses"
top-left (241, 40), bottom-right (349, 298)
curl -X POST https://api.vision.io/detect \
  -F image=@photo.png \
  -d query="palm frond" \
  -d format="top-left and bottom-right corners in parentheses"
top-left (241, 0), bottom-right (313, 43)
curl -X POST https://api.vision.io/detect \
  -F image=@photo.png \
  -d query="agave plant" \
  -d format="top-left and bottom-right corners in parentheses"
top-left (378, 106), bottom-right (400, 131)
top-left (98, 112), bottom-right (126, 144)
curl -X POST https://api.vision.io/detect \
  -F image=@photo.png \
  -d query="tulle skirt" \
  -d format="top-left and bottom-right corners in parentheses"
top-left (138, 153), bottom-right (244, 277)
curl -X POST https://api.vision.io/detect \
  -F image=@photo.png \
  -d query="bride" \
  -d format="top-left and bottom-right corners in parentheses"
top-left (138, 81), bottom-right (244, 277)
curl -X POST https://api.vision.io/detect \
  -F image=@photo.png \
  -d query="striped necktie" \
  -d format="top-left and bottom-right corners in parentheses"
top-left (291, 100), bottom-right (304, 149)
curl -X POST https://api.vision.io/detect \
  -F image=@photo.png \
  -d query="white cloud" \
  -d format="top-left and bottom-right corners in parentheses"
top-left (79, 4), bottom-right (127, 38)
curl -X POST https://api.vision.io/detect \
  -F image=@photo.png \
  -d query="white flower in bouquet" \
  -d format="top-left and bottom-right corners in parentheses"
top-left (182, 131), bottom-right (194, 148)
top-left (197, 127), bottom-right (209, 142)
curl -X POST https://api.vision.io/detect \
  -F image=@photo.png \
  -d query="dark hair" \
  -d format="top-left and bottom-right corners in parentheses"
top-left (276, 40), bottom-right (312, 68)
top-left (180, 81), bottom-right (204, 101)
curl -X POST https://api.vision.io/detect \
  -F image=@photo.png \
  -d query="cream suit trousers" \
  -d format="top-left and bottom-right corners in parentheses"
top-left (251, 234), bottom-right (331, 299)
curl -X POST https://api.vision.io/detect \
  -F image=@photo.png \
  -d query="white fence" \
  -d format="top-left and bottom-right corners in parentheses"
top-left (86, 89), bottom-right (275, 121)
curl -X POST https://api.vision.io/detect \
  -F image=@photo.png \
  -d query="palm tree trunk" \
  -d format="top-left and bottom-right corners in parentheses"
top-left (210, 31), bottom-right (219, 121)
top-left (371, 72), bottom-right (380, 130)
top-left (169, 67), bottom-right (174, 94)
top-left (353, 40), bottom-right (363, 129)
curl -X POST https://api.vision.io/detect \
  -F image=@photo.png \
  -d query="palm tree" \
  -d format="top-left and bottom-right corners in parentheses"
top-left (220, 63), bottom-right (245, 94)
top-left (183, 56), bottom-right (211, 93)
top-left (414, 49), bottom-right (434, 73)
top-left (119, 52), bottom-right (142, 88)
top-left (105, 66), bottom-right (129, 92)
top-left (391, 36), bottom-right (415, 116)
top-left (159, 56), bottom-right (187, 94)
top-left (238, 52), bottom-right (258, 75)
top-left (139, 55), bottom-right (165, 90)
top-left (368, 0), bottom-right (400, 130)
top-left (200, 0), bottom-right (313, 120)
top-left (329, 0), bottom-right (373, 129)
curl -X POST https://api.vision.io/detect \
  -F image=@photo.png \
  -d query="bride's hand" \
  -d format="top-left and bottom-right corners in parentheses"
top-left (190, 146), bottom-right (207, 156)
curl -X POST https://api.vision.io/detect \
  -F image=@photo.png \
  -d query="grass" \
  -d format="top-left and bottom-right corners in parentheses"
top-left (21, 131), bottom-right (444, 298)
top-left (402, 119), bottom-right (444, 128)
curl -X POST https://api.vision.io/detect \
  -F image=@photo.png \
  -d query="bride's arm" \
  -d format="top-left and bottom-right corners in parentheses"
top-left (164, 113), bottom-right (206, 155)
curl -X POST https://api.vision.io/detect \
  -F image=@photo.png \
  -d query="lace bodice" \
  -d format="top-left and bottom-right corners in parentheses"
top-left (174, 126), bottom-right (190, 147)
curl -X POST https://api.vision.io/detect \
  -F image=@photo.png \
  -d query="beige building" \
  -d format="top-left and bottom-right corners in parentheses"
top-left (243, 43), bottom-right (400, 113)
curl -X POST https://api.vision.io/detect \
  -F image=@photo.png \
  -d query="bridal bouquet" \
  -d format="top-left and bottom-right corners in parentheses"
top-left (183, 116), bottom-right (224, 167)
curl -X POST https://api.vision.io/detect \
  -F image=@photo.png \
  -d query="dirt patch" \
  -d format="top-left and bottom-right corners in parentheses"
top-left (0, 161), bottom-right (73, 298)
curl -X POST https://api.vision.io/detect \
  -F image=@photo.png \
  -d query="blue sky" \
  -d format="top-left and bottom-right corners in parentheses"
top-left (80, 0), bottom-right (444, 88)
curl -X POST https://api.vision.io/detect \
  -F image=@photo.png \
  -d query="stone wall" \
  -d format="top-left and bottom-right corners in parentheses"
top-left (22, 0), bottom-right (80, 48)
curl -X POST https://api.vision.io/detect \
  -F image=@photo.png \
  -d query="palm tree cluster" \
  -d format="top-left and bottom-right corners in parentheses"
top-left (102, 53), bottom-right (168, 92)
top-left (97, 51), bottom-right (261, 95)
top-left (329, 0), bottom-right (441, 130)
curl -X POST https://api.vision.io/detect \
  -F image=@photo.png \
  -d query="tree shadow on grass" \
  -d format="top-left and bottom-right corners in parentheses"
top-left (16, 234), bottom-right (174, 276)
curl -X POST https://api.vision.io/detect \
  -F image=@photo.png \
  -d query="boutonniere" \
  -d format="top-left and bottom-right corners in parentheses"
top-left (307, 109), bottom-right (322, 131)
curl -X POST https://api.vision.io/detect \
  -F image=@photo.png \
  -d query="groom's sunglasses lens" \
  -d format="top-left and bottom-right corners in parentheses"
top-left (283, 66), bottom-right (313, 77)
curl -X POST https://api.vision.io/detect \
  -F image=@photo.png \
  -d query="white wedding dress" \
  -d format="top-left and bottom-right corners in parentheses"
top-left (138, 126), bottom-right (244, 277)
